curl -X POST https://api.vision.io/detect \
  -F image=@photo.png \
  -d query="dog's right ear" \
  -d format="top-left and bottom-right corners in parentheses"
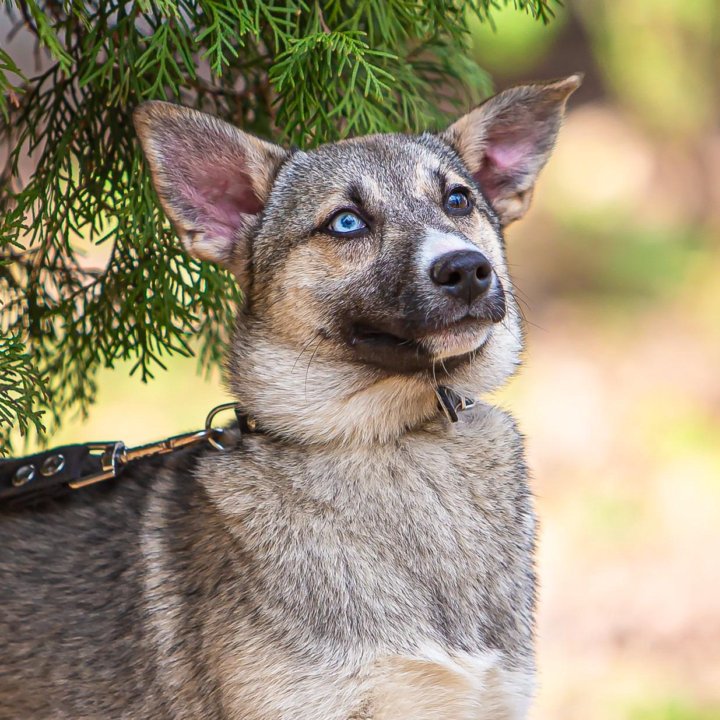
top-left (133, 102), bottom-right (288, 283)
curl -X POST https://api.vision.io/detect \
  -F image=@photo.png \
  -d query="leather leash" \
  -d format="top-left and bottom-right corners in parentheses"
top-left (0, 387), bottom-right (474, 509)
top-left (0, 403), bottom-right (248, 509)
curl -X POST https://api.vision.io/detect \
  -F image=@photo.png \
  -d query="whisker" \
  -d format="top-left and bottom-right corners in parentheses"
top-left (303, 334), bottom-right (325, 402)
top-left (505, 290), bottom-right (547, 333)
top-left (292, 331), bottom-right (322, 373)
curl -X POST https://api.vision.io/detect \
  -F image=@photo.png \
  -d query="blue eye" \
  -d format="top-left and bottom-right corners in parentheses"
top-left (445, 188), bottom-right (472, 215)
top-left (327, 211), bottom-right (367, 235)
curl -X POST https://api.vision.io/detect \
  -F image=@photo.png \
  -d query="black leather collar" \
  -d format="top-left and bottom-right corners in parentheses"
top-left (0, 387), bottom-right (474, 509)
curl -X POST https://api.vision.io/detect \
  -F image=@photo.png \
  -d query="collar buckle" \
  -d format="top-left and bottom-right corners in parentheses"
top-left (435, 386), bottom-right (476, 423)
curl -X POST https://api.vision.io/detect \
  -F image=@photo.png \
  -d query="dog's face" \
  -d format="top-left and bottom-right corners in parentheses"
top-left (135, 76), bottom-right (579, 443)
top-left (252, 133), bottom-right (509, 376)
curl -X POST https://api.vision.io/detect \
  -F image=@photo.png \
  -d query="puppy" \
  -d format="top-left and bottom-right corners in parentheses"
top-left (0, 75), bottom-right (580, 719)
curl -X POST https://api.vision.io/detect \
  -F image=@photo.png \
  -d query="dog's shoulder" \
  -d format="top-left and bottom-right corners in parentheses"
top-left (0, 444), bottom-right (215, 718)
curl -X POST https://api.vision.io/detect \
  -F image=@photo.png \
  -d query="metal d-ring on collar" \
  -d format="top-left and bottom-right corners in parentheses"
top-left (204, 402), bottom-right (239, 451)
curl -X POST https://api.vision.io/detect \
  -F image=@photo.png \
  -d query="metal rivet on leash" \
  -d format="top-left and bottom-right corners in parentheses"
top-left (41, 454), bottom-right (65, 477)
top-left (12, 464), bottom-right (35, 487)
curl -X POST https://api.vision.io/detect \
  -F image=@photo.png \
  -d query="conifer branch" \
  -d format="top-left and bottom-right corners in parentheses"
top-left (0, 0), bottom-right (558, 453)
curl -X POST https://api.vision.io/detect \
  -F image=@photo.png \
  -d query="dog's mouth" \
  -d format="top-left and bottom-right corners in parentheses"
top-left (346, 317), bottom-right (491, 374)
top-left (350, 323), bottom-right (419, 349)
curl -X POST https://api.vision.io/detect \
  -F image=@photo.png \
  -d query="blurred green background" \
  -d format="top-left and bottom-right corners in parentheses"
top-left (14, 1), bottom-right (720, 718)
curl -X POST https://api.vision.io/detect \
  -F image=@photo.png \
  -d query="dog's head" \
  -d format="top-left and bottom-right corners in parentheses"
top-left (135, 76), bottom-right (580, 444)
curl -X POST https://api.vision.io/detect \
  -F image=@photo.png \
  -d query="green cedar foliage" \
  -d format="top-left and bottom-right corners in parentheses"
top-left (0, 0), bottom-right (557, 452)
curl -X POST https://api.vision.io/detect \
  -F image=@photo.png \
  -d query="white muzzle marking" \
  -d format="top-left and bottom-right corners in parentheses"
top-left (417, 229), bottom-right (479, 274)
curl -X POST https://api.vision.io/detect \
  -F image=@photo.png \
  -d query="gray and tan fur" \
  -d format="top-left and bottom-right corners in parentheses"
top-left (0, 75), bottom-right (580, 719)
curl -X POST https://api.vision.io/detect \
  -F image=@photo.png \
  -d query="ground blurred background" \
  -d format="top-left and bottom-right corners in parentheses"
top-left (9, 1), bottom-right (720, 718)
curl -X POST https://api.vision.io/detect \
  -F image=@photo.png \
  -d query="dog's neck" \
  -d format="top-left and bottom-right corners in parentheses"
top-left (228, 337), bottom-right (442, 445)
top-left (226, 302), bottom-right (523, 446)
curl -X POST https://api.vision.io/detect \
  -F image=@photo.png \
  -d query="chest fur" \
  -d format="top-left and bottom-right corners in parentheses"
top-left (200, 407), bottom-right (535, 660)
top-left (143, 406), bottom-right (536, 719)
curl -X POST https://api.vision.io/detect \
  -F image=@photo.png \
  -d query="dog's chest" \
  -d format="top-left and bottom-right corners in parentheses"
top-left (196, 408), bottom-right (535, 718)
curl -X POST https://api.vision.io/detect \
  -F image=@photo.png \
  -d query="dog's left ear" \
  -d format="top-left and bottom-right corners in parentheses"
top-left (134, 101), bottom-right (288, 285)
top-left (441, 74), bottom-right (582, 226)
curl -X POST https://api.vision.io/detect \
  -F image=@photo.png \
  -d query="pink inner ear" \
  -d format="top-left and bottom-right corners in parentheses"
top-left (180, 164), bottom-right (262, 237)
top-left (475, 134), bottom-right (540, 202)
top-left (484, 141), bottom-right (535, 172)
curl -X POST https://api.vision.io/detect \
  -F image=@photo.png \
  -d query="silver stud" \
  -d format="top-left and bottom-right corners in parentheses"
top-left (41, 454), bottom-right (65, 477)
top-left (12, 464), bottom-right (35, 487)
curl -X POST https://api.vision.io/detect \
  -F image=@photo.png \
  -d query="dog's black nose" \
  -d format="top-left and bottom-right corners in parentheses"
top-left (430, 250), bottom-right (493, 304)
